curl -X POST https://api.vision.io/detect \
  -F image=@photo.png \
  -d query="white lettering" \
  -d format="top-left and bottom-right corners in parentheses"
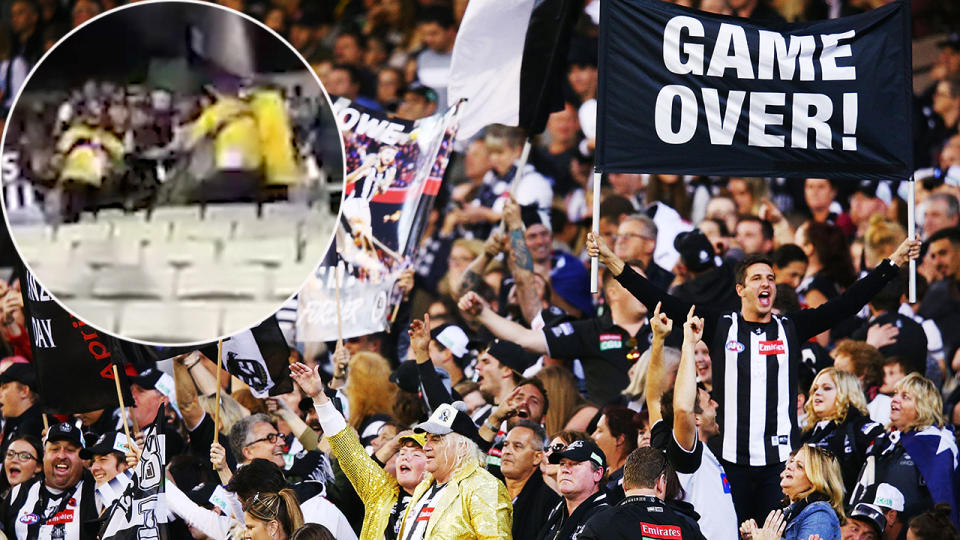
top-left (31, 318), bottom-right (55, 348)
top-left (655, 85), bottom-right (699, 144)
top-left (757, 31), bottom-right (816, 81)
top-left (707, 23), bottom-right (754, 79)
top-left (663, 16), bottom-right (705, 76)
top-left (820, 30), bottom-right (857, 81)
top-left (791, 93), bottom-right (833, 149)
top-left (703, 89), bottom-right (746, 145)
top-left (747, 92), bottom-right (786, 147)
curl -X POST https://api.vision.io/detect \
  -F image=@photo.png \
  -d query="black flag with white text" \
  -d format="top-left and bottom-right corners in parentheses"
top-left (596, 0), bottom-right (912, 180)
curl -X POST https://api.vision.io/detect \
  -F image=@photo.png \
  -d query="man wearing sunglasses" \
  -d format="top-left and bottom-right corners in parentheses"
top-left (538, 439), bottom-right (609, 540)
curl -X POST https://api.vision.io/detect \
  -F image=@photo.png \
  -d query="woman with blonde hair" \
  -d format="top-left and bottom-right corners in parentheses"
top-left (741, 444), bottom-right (845, 540)
top-left (863, 215), bottom-right (906, 270)
top-left (535, 365), bottom-right (598, 435)
top-left (243, 489), bottom-right (305, 540)
top-left (345, 351), bottom-right (398, 431)
top-left (849, 373), bottom-right (959, 529)
top-left (799, 367), bottom-right (883, 495)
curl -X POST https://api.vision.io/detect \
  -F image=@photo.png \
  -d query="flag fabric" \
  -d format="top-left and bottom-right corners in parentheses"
top-left (595, 0), bottom-right (913, 181)
top-left (297, 98), bottom-right (462, 341)
top-left (100, 404), bottom-right (170, 539)
top-left (203, 316), bottom-right (292, 398)
top-left (17, 265), bottom-right (134, 414)
top-left (901, 426), bottom-right (960, 526)
top-left (448, 0), bottom-right (580, 140)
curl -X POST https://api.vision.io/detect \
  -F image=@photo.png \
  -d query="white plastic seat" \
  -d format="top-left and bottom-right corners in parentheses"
top-left (203, 203), bottom-right (259, 222)
top-left (25, 263), bottom-right (93, 300)
top-left (147, 206), bottom-right (202, 222)
top-left (221, 238), bottom-right (298, 267)
top-left (141, 240), bottom-right (219, 268)
top-left (176, 265), bottom-right (266, 300)
top-left (65, 300), bottom-right (120, 334)
top-left (118, 301), bottom-right (222, 344)
top-left (170, 220), bottom-right (233, 242)
top-left (90, 265), bottom-right (175, 299)
top-left (75, 239), bottom-right (144, 267)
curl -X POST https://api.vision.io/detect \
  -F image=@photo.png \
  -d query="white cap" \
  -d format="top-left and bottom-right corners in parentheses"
top-left (873, 483), bottom-right (905, 512)
top-left (435, 325), bottom-right (470, 359)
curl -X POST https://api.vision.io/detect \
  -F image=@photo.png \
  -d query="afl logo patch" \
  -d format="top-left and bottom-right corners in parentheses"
top-left (19, 513), bottom-right (38, 524)
top-left (725, 340), bottom-right (745, 353)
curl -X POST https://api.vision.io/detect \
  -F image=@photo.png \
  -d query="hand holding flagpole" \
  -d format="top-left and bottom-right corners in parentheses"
top-left (111, 364), bottom-right (139, 461)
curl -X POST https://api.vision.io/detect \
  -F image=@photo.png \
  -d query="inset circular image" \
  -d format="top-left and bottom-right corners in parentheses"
top-left (1, 0), bottom-right (344, 345)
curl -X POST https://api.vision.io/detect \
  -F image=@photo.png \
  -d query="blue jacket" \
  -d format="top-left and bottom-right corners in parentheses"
top-left (784, 500), bottom-right (841, 540)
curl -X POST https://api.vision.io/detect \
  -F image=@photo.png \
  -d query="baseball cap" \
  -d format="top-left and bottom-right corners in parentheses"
top-left (873, 482), bottom-right (905, 512)
top-left (130, 368), bottom-right (163, 390)
top-left (938, 31), bottom-right (960, 51)
top-left (80, 432), bottom-right (131, 459)
top-left (849, 503), bottom-right (886, 536)
top-left (548, 439), bottom-right (606, 470)
top-left (485, 340), bottom-right (538, 375)
top-left (431, 324), bottom-right (470, 362)
top-left (407, 84), bottom-right (438, 104)
top-left (186, 481), bottom-right (218, 508)
top-left (674, 229), bottom-right (718, 273)
top-left (851, 179), bottom-right (879, 198)
top-left (0, 363), bottom-right (37, 390)
top-left (520, 204), bottom-right (552, 232)
top-left (44, 422), bottom-right (85, 448)
top-left (414, 402), bottom-right (476, 438)
top-left (399, 432), bottom-right (426, 447)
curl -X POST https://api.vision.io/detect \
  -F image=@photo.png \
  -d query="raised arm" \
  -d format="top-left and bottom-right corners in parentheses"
top-left (790, 236), bottom-right (921, 341)
top-left (586, 232), bottom-right (720, 344)
top-left (674, 306), bottom-right (703, 452)
top-left (453, 230), bottom-right (502, 300)
top-left (289, 361), bottom-right (397, 501)
top-left (173, 352), bottom-right (205, 431)
top-left (459, 292), bottom-right (549, 355)
top-left (409, 315), bottom-right (455, 412)
top-left (502, 198), bottom-right (542, 325)
top-left (645, 302), bottom-right (673, 425)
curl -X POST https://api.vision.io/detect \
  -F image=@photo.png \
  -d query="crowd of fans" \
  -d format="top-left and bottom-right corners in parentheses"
top-left (0, 0), bottom-right (958, 538)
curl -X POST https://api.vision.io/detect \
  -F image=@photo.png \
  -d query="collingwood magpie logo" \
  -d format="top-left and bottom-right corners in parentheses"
top-left (226, 352), bottom-right (269, 392)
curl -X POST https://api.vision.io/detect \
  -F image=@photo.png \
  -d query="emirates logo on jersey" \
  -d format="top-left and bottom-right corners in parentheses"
top-left (758, 340), bottom-right (786, 355)
top-left (640, 522), bottom-right (682, 539)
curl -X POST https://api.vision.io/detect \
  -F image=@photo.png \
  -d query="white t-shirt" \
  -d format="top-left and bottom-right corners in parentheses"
top-left (676, 440), bottom-right (739, 540)
top-left (300, 494), bottom-right (358, 540)
top-left (869, 394), bottom-right (892, 426)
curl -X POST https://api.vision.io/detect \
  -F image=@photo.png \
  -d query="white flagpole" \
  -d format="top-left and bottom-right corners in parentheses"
top-left (508, 139), bottom-right (532, 196)
top-left (907, 176), bottom-right (916, 303)
top-left (590, 170), bottom-right (601, 294)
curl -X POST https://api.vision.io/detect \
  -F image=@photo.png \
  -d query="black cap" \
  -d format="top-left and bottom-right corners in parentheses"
top-left (186, 481), bottom-right (218, 508)
top-left (849, 503), bottom-right (886, 536)
top-left (548, 439), bottom-right (606, 470)
top-left (407, 83), bottom-right (438, 104)
top-left (938, 31), bottom-right (960, 51)
top-left (80, 432), bottom-right (130, 459)
top-left (486, 340), bottom-right (538, 375)
top-left (44, 422), bottom-right (85, 448)
top-left (0, 363), bottom-right (37, 390)
top-left (520, 204), bottom-right (551, 232)
top-left (130, 368), bottom-right (162, 390)
top-left (852, 179), bottom-right (879, 198)
top-left (674, 229), bottom-right (717, 273)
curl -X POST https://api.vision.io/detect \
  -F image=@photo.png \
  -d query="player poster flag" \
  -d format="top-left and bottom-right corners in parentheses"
top-left (448, 0), bottom-right (580, 141)
top-left (16, 264), bottom-right (134, 414)
top-left (596, 0), bottom-right (912, 181)
top-left (201, 316), bottom-right (292, 399)
top-left (297, 97), bottom-right (462, 341)
top-left (100, 404), bottom-right (170, 540)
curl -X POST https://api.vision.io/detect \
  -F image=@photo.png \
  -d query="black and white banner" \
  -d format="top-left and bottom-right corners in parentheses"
top-left (206, 316), bottom-right (292, 398)
top-left (100, 405), bottom-right (170, 540)
top-left (596, 0), bottom-right (912, 180)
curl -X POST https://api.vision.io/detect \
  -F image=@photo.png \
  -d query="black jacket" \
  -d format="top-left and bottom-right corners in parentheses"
top-left (799, 408), bottom-right (884, 496)
top-left (538, 489), bottom-right (609, 540)
top-left (579, 494), bottom-right (707, 539)
top-left (513, 471), bottom-right (560, 540)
